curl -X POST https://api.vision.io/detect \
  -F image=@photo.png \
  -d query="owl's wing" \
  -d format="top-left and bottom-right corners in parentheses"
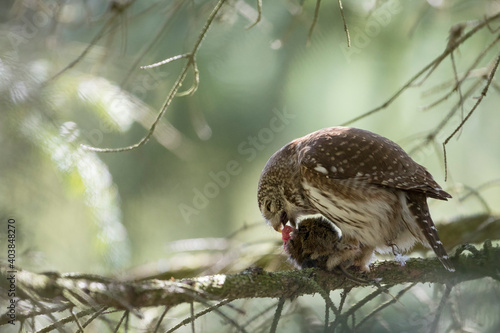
top-left (295, 127), bottom-right (451, 200)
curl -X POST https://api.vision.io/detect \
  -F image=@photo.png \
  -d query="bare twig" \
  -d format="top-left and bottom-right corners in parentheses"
top-left (247, 0), bottom-right (263, 29)
top-left (190, 302), bottom-right (195, 333)
top-left (338, 0), bottom-right (351, 47)
top-left (458, 184), bottom-right (493, 214)
top-left (177, 59), bottom-right (200, 96)
top-left (140, 53), bottom-right (191, 69)
top-left (298, 274), bottom-right (340, 317)
top-left (78, 306), bottom-right (110, 333)
top-left (165, 300), bottom-right (232, 333)
top-left (177, 287), bottom-right (248, 333)
top-left (153, 306), bottom-right (170, 333)
top-left (442, 53), bottom-right (500, 180)
top-left (307, 0), bottom-right (322, 45)
top-left (355, 283), bottom-right (416, 330)
top-left (120, 1), bottom-right (183, 87)
top-left (342, 13), bottom-right (500, 126)
top-left (270, 298), bottom-right (286, 333)
top-left (113, 311), bottom-right (129, 333)
top-left (241, 300), bottom-right (279, 328)
top-left (429, 284), bottom-right (453, 333)
top-left (338, 288), bottom-right (351, 313)
top-left (81, 0), bottom-right (227, 152)
top-left (69, 308), bottom-right (84, 332)
top-left (420, 32), bottom-right (500, 114)
top-left (330, 287), bottom-right (385, 331)
top-left (46, 1), bottom-right (136, 83)
top-left (415, 23), bottom-right (467, 88)
top-left (450, 51), bottom-right (465, 127)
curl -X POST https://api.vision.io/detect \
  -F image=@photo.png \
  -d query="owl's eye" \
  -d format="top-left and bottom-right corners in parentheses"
top-left (265, 200), bottom-right (272, 213)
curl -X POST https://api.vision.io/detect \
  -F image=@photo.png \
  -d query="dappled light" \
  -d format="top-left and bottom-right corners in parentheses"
top-left (1, 0), bottom-right (500, 332)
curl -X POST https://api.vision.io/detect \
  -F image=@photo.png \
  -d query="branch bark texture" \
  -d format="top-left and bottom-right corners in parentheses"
top-left (1, 241), bottom-right (498, 326)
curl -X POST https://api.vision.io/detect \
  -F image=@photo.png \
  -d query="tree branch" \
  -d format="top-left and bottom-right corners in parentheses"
top-left (1, 241), bottom-right (499, 327)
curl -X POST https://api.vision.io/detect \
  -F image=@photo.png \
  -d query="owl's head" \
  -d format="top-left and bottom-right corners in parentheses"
top-left (258, 195), bottom-right (288, 231)
top-left (258, 141), bottom-right (307, 231)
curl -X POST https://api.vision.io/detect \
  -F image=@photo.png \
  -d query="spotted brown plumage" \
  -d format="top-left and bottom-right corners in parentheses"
top-left (258, 127), bottom-right (454, 272)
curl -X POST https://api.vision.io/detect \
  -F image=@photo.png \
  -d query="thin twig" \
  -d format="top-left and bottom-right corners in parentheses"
top-left (421, 32), bottom-right (500, 113)
top-left (177, 59), bottom-right (200, 96)
top-left (450, 51), bottom-right (465, 131)
top-left (307, 0), bottom-right (322, 45)
top-left (414, 23), bottom-right (467, 88)
top-left (338, 287), bottom-right (351, 313)
top-left (190, 302), bottom-right (195, 333)
top-left (407, 76), bottom-right (483, 157)
top-left (298, 274), bottom-right (340, 317)
top-left (81, 0), bottom-right (227, 152)
top-left (247, 0), bottom-right (263, 29)
top-left (458, 184), bottom-right (492, 214)
top-left (36, 306), bottom-right (108, 333)
top-left (342, 13), bottom-right (500, 126)
top-left (429, 284), bottom-right (453, 333)
top-left (140, 53), bottom-right (191, 69)
top-left (241, 301), bottom-right (279, 328)
top-left (3, 303), bottom-right (72, 324)
top-left (176, 287), bottom-right (248, 333)
top-left (323, 300), bottom-right (329, 333)
top-left (19, 289), bottom-right (69, 333)
top-left (443, 53), bottom-right (500, 180)
top-left (121, 2), bottom-right (182, 87)
top-left (330, 287), bottom-right (385, 331)
top-left (153, 306), bottom-right (170, 333)
top-left (69, 308), bottom-right (84, 332)
top-left (46, 1), bottom-right (136, 83)
top-left (270, 297), bottom-right (286, 333)
top-left (166, 300), bottom-right (232, 333)
top-left (355, 283), bottom-right (416, 330)
top-left (113, 311), bottom-right (129, 333)
top-left (79, 306), bottom-right (110, 332)
top-left (338, 0), bottom-right (350, 47)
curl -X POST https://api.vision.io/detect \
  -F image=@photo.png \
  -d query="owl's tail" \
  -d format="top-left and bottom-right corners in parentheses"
top-left (406, 192), bottom-right (455, 272)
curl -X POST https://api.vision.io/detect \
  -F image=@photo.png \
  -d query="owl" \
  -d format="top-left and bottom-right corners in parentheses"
top-left (282, 216), bottom-right (363, 271)
top-left (258, 127), bottom-right (454, 272)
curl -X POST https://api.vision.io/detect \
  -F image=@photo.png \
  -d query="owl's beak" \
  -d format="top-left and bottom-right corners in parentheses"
top-left (277, 211), bottom-right (290, 232)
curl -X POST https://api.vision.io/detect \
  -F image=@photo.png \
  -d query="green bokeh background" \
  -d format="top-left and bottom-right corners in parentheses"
top-left (1, 0), bottom-right (499, 277)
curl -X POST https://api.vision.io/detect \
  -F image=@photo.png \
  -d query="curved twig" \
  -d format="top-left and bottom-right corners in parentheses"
top-left (443, 53), bottom-right (500, 180)
top-left (342, 13), bottom-right (500, 126)
top-left (81, 0), bottom-right (227, 152)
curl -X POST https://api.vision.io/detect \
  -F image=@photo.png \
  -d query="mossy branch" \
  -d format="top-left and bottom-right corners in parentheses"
top-left (1, 241), bottom-right (499, 327)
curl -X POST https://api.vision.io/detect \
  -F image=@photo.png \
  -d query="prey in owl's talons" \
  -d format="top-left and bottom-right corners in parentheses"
top-left (282, 216), bottom-right (368, 273)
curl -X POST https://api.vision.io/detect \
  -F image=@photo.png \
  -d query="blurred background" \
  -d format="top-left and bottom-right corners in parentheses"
top-left (1, 0), bottom-right (500, 331)
top-left (1, 0), bottom-right (499, 273)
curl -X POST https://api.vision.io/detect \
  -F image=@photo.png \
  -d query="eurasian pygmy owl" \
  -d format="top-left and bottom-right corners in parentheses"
top-left (258, 127), bottom-right (454, 272)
